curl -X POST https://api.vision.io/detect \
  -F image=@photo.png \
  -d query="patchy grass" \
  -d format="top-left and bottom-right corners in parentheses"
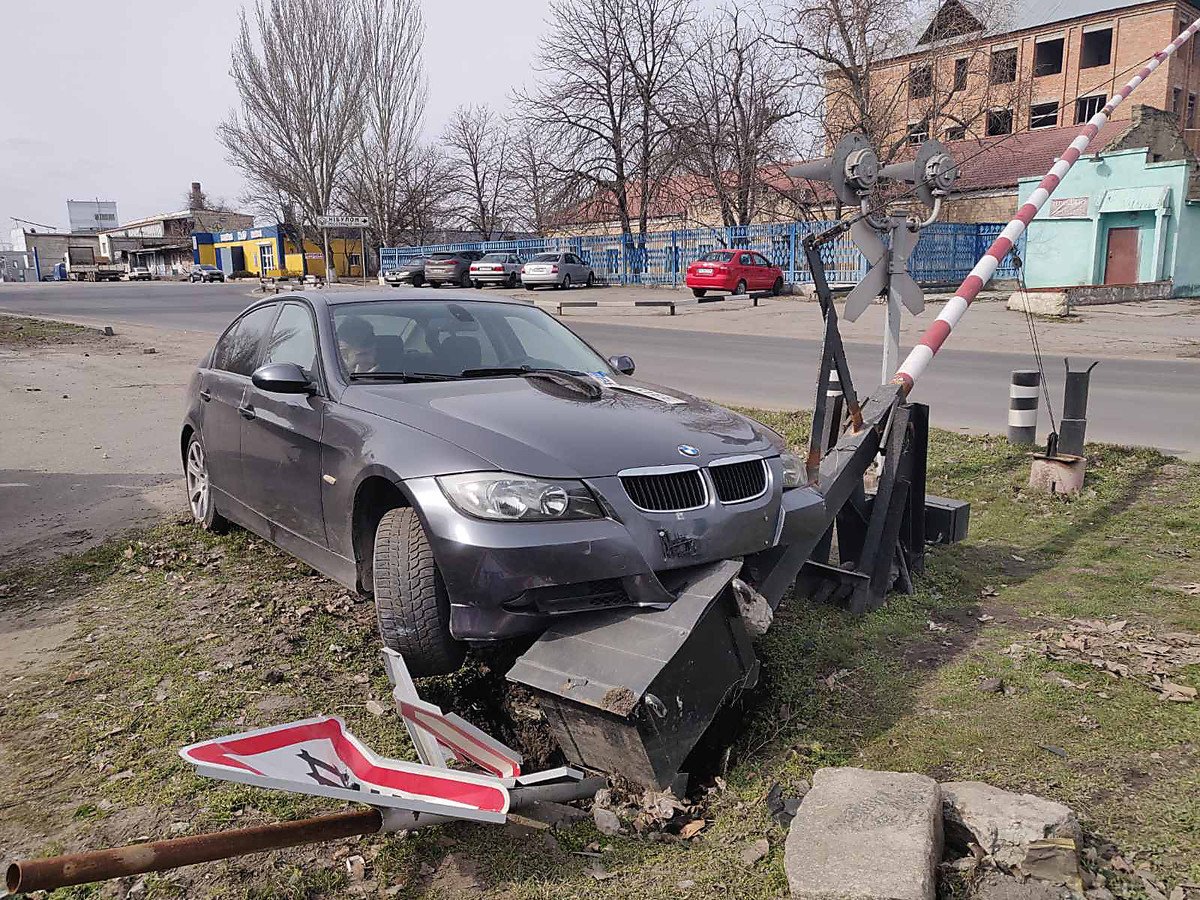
top-left (0, 314), bottom-right (103, 349)
top-left (1, 414), bottom-right (1198, 898)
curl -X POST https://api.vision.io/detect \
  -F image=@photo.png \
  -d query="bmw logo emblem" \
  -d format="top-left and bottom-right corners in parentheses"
top-left (677, 444), bottom-right (700, 457)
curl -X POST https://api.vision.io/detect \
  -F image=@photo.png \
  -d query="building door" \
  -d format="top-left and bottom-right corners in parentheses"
top-left (1103, 228), bottom-right (1139, 285)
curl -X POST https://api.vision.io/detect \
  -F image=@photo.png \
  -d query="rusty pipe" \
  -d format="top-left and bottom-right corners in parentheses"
top-left (6, 808), bottom-right (383, 895)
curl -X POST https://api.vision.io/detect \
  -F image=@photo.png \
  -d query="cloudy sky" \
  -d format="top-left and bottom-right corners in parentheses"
top-left (1, 0), bottom-right (549, 238)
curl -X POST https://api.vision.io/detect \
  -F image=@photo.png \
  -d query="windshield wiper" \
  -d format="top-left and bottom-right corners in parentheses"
top-left (347, 371), bottom-right (455, 382)
top-left (458, 366), bottom-right (590, 378)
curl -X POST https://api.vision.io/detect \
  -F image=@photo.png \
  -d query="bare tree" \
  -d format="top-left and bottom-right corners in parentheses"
top-left (397, 144), bottom-right (457, 246)
top-left (515, 0), bottom-right (691, 238)
top-left (672, 7), bottom-right (801, 227)
top-left (343, 0), bottom-right (428, 260)
top-left (507, 125), bottom-right (579, 236)
top-left (441, 105), bottom-right (512, 240)
top-left (219, 0), bottom-right (365, 244)
top-left (774, 0), bottom-right (1023, 165)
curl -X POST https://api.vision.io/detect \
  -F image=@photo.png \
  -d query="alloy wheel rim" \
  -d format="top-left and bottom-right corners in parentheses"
top-left (186, 440), bottom-right (209, 521)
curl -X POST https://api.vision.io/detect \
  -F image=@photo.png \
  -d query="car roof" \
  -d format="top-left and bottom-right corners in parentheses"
top-left (296, 289), bottom-right (538, 308)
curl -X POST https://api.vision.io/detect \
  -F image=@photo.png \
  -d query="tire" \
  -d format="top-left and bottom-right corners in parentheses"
top-left (586, 272), bottom-right (594, 287)
top-left (185, 434), bottom-right (228, 533)
top-left (459, 270), bottom-right (472, 288)
top-left (412, 274), bottom-right (424, 287)
top-left (373, 507), bottom-right (465, 677)
top-left (692, 288), bottom-right (707, 298)
top-left (772, 277), bottom-right (784, 296)
top-left (429, 281), bottom-right (441, 288)
top-left (524, 284), bottom-right (535, 291)
top-left (473, 280), bottom-right (482, 289)
top-left (507, 273), bottom-right (517, 288)
top-left (562, 275), bottom-right (572, 290)
top-left (734, 279), bottom-right (747, 296)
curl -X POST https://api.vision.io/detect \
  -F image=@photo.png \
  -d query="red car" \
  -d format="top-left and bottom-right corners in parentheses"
top-left (685, 249), bottom-right (784, 298)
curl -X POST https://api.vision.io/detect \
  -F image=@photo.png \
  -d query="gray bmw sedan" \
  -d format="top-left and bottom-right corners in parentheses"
top-left (181, 291), bottom-right (812, 675)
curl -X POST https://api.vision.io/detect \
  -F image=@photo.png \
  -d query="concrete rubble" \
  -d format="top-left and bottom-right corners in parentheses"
top-left (783, 769), bottom-right (1099, 900)
top-left (784, 767), bottom-right (943, 900)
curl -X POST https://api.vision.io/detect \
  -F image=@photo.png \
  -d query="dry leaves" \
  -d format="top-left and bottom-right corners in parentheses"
top-left (1005, 617), bottom-right (1200, 702)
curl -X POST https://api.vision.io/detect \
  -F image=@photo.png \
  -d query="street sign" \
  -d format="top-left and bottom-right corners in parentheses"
top-left (316, 215), bottom-right (369, 228)
top-left (180, 715), bottom-right (510, 822)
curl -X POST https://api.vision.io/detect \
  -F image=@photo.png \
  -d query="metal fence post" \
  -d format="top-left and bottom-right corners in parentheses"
top-left (1008, 370), bottom-right (1041, 445)
top-left (1058, 359), bottom-right (1099, 456)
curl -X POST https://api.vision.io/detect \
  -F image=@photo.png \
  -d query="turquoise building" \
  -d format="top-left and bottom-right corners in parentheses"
top-left (1019, 145), bottom-right (1200, 298)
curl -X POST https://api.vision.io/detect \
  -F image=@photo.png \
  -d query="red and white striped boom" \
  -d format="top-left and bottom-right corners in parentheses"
top-left (892, 16), bottom-right (1200, 394)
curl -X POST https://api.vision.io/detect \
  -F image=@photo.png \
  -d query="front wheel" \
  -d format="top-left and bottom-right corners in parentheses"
top-left (373, 507), bottom-right (465, 677)
top-left (411, 274), bottom-right (424, 287)
top-left (586, 272), bottom-right (594, 287)
top-left (459, 271), bottom-right (472, 288)
top-left (185, 435), bottom-right (228, 533)
top-left (772, 277), bottom-right (784, 297)
top-left (507, 273), bottom-right (517, 288)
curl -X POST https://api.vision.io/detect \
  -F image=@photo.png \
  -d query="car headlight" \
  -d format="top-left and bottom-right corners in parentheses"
top-left (779, 451), bottom-right (805, 489)
top-left (437, 472), bottom-right (603, 521)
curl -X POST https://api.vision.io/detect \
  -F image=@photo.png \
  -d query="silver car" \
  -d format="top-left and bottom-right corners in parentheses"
top-left (469, 252), bottom-right (523, 288)
top-left (521, 252), bottom-right (594, 290)
top-left (425, 250), bottom-right (483, 288)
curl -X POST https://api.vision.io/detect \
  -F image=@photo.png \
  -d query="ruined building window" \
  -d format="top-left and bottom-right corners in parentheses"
top-left (986, 108), bottom-right (1013, 135)
top-left (953, 57), bottom-right (968, 91)
top-left (990, 47), bottom-right (1017, 84)
top-left (1030, 101), bottom-right (1059, 128)
top-left (1076, 94), bottom-right (1107, 124)
top-left (1174, 87), bottom-right (1183, 115)
top-left (907, 120), bottom-right (930, 144)
top-left (1189, 94), bottom-right (1197, 129)
top-left (909, 65), bottom-right (933, 99)
top-left (945, 124), bottom-right (967, 140)
top-left (1080, 28), bottom-right (1112, 68)
top-left (1034, 38), bottom-right (1064, 76)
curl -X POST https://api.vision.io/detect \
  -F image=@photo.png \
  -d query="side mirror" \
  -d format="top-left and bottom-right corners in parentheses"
top-left (252, 362), bottom-right (314, 394)
top-left (609, 354), bottom-right (635, 375)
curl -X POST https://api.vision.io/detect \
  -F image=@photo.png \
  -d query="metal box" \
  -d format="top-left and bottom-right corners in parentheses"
top-left (506, 560), bottom-right (758, 789)
top-left (924, 495), bottom-right (970, 544)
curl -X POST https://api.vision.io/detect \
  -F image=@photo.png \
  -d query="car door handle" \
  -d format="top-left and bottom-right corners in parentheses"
top-left (199, 390), bottom-right (212, 402)
top-left (238, 404), bottom-right (256, 420)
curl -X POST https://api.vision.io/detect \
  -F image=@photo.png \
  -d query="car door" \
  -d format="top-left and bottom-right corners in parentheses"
top-left (239, 301), bottom-right (329, 548)
top-left (200, 303), bottom-right (278, 508)
top-left (566, 253), bottom-right (586, 282)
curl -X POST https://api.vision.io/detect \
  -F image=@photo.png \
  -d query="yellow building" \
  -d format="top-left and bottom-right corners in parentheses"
top-left (194, 225), bottom-right (363, 278)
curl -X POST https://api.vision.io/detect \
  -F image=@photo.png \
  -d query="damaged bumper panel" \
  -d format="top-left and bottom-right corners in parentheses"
top-left (403, 473), bottom-right (827, 642)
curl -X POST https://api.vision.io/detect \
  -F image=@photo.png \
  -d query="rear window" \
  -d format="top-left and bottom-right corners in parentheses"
top-left (480, 253), bottom-right (508, 262)
top-left (698, 251), bottom-right (733, 262)
top-left (531, 253), bottom-right (559, 262)
top-left (428, 253), bottom-right (456, 260)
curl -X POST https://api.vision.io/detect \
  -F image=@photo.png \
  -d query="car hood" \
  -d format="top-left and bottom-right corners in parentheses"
top-left (339, 375), bottom-right (781, 478)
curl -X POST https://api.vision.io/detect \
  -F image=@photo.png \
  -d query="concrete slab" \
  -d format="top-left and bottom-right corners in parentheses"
top-left (784, 768), bottom-right (942, 900)
top-left (941, 782), bottom-right (1076, 868)
top-left (1007, 291), bottom-right (1070, 316)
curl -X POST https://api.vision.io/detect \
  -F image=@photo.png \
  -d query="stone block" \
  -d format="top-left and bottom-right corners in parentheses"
top-left (1007, 292), bottom-right (1070, 316)
top-left (785, 767), bottom-right (942, 900)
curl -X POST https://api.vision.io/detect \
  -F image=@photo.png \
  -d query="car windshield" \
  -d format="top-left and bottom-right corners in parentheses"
top-left (199, 265), bottom-right (218, 271)
top-left (698, 251), bottom-right (734, 262)
top-left (480, 253), bottom-right (508, 262)
top-left (332, 300), bottom-right (610, 379)
top-left (530, 253), bottom-right (559, 262)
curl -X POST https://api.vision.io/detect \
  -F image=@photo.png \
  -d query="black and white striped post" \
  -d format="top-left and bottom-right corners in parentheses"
top-left (1008, 370), bottom-right (1041, 445)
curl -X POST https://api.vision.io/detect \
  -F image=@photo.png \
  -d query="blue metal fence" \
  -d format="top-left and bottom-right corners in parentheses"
top-left (380, 221), bottom-right (1022, 287)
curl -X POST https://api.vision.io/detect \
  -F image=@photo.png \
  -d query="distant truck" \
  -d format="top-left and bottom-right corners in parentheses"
top-left (64, 246), bottom-right (124, 282)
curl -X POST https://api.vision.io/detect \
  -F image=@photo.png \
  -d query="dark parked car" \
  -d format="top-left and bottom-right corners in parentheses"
top-left (190, 265), bottom-right (226, 283)
top-left (424, 251), bottom-right (482, 288)
top-left (383, 258), bottom-right (425, 287)
top-left (181, 291), bottom-right (808, 675)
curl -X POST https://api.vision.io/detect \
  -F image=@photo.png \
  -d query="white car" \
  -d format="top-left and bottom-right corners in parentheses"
top-left (125, 267), bottom-right (152, 281)
top-left (521, 252), bottom-right (594, 290)
top-left (469, 252), bottom-right (523, 288)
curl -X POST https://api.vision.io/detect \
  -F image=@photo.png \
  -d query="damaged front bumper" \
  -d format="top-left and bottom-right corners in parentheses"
top-left (403, 466), bottom-right (828, 642)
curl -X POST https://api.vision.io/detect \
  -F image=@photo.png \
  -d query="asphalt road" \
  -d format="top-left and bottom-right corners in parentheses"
top-left (2, 281), bottom-right (1197, 457)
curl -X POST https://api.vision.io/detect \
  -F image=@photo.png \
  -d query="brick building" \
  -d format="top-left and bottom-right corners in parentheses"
top-left (842, 0), bottom-right (1200, 152)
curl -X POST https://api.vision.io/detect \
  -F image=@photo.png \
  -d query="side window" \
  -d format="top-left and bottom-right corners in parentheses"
top-left (263, 302), bottom-right (318, 378)
top-left (755, 253), bottom-right (771, 267)
top-left (213, 304), bottom-right (277, 376)
top-left (739, 253), bottom-right (754, 266)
